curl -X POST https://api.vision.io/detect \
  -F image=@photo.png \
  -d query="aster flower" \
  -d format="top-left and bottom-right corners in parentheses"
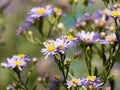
top-left (92, 10), bottom-right (108, 27)
top-left (66, 78), bottom-right (82, 88)
top-left (1, 54), bottom-right (30, 71)
top-left (7, 85), bottom-right (15, 90)
top-left (82, 76), bottom-right (103, 89)
top-left (74, 20), bottom-right (87, 30)
top-left (107, 4), bottom-right (120, 18)
top-left (41, 40), bottom-right (56, 59)
top-left (100, 33), bottom-right (117, 44)
top-left (53, 7), bottom-right (65, 17)
top-left (64, 35), bottom-right (74, 41)
top-left (28, 5), bottom-right (53, 18)
top-left (76, 31), bottom-right (100, 43)
top-left (81, 13), bottom-right (93, 21)
top-left (54, 37), bottom-right (72, 54)
top-left (73, 50), bottom-right (82, 58)
top-left (16, 26), bottom-right (25, 35)
top-left (110, 4), bottom-right (120, 11)
top-left (12, 54), bottom-right (31, 61)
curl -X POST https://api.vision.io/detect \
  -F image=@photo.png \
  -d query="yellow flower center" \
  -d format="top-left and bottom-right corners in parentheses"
top-left (87, 76), bottom-right (96, 81)
top-left (14, 61), bottom-right (22, 66)
top-left (57, 45), bottom-right (64, 50)
top-left (84, 35), bottom-right (91, 41)
top-left (47, 44), bottom-right (55, 51)
top-left (54, 7), bottom-right (62, 12)
top-left (88, 85), bottom-right (93, 90)
top-left (111, 11), bottom-right (120, 16)
top-left (17, 54), bottom-right (25, 58)
top-left (64, 35), bottom-right (73, 41)
top-left (96, 19), bottom-right (106, 27)
top-left (70, 79), bottom-right (78, 87)
top-left (107, 36), bottom-right (115, 42)
top-left (36, 8), bottom-right (45, 14)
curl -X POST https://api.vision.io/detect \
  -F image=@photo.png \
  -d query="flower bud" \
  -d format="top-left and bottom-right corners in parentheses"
top-left (32, 57), bottom-right (38, 64)
top-left (86, 46), bottom-right (90, 51)
top-left (57, 22), bottom-right (64, 30)
top-left (28, 31), bottom-right (33, 35)
top-left (100, 32), bottom-right (106, 38)
top-left (37, 77), bottom-right (43, 83)
top-left (109, 26), bottom-right (115, 32)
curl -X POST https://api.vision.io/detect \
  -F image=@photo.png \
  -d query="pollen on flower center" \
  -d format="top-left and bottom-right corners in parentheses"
top-left (64, 35), bottom-right (73, 41)
top-left (71, 79), bottom-right (78, 84)
top-left (70, 79), bottom-right (78, 87)
top-left (57, 45), bottom-right (64, 50)
top-left (111, 11), bottom-right (119, 16)
top-left (87, 76), bottom-right (96, 81)
top-left (17, 54), bottom-right (25, 58)
top-left (13, 61), bottom-right (22, 65)
top-left (47, 44), bottom-right (55, 51)
top-left (36, 8), bottom-right (45, 14)
top-left (54, 7), bottom-right (61, 12)
top-left (84, 35), bottom-right (91, 41)
top-left (107, 36), bottom-right (115, 42)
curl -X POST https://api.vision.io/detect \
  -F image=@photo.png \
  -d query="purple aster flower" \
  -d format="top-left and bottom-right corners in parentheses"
top-left (92, 11), bottom-right (108, 28)
top-left (28, 5), bottom-right (53, 18)
top-left (74, 20), bottom-right (87, 30)
top-left (110, 4), bottom-right (120, 11)
top-left (16, 26), bottom-right (25, 35)
top-left (100, 33), bottom-right (117, 44)
top-left (12, 54), bottom-right (31, 61)
top-left (107, 4), bottom-right (120, 18)
top-left (104, 85), bottom-right (111, 90)
top-left (1, 54), bottom-right (30, 71)
top-left (53, 7), bottom-right (65, 17)
top-left (7, 85), bottom-right (15, 90)
top-left (82, 76), bottom-right (103, 89)
top-left (41, 39), bottom-right (57, 59)
top-left (81, 13), bottom-right (93, 21)
top-left (73, 50), bottom-right (82, 58)
top-left (66, 78), bottom-right (83, 88)
top-left (75, 30), bottom-right (100, 43)
top-left (54, 36), bottom-right (72, 54)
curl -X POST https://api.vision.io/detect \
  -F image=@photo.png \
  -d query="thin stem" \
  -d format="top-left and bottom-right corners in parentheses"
top-left (17, 72), bottom-right (28, 90)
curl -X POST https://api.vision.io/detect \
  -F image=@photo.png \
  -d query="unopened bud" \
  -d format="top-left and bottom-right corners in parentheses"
top-left (65, 59), bottom-right (72, 64)
top-left (57, 22), bottom-right (64, 29)
top-left (28, 31), bottom-right (33, 35)
top-left (109, 26), bottom-right (115, 32)
top-left (37, 77), bottom-right (43, 83)
top-left (32, 57), bottom-right (38, 64)
top-left (100, 32), bottom-right (106, 38)
top-left (86, 46), bottom-right (90, 51)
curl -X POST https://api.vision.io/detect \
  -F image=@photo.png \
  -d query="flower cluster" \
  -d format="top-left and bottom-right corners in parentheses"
top-left (1, 54), bottom-right (30, 71)
top-left (41, 36), bottom-right (73, 59)
top-left (66, 76), bottom-right (103, 89)
top-left (16, 5), bottom-right (65, 35)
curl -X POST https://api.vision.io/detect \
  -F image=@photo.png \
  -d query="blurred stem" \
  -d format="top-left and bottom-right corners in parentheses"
top-left (71, 3), bottom-right (77, 21)
top-left (25, 63), bottom-right (36, 87)
top-left (101, 44), bottom-right (114, 85)
top-left (84, 45), bottom-right (93, 75)
top-left (16, 71), bottom-right (28, 90)
top-left (54, 54), bottom-right (69, 90)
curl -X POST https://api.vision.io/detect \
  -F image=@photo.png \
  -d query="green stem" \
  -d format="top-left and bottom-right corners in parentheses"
top-left (17, 72), bottom-right (28, 90)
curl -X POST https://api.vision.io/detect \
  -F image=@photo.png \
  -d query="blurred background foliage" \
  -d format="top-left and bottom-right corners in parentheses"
top-left (0, 0), bottom-right (120, 90)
